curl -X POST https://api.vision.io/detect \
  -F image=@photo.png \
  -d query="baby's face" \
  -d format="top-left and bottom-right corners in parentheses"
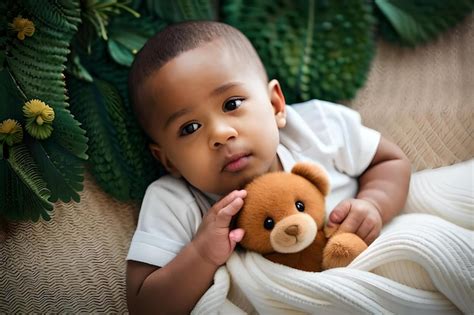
top-left (143, 39), bottom-right (286, 195)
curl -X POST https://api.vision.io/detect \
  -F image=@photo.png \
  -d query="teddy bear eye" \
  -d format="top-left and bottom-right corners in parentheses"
top-left (295, 201), bottom-right (305, 212)
top-left (263, 217), bottom-right (275, 230)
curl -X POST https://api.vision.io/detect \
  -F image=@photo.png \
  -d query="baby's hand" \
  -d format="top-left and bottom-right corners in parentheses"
top-left (328, 198), bottom-right (382, 245)
top-left (191, 190), bottom-right (247, 266)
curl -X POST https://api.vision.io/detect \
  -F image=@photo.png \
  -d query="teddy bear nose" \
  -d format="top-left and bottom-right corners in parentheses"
top-left (285, 225), bottom-right (299, 236)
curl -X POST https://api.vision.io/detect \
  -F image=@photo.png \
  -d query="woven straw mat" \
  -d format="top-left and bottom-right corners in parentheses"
top-left (0, 172), bottom-right (139, 313)
top-left (349, 14), bottom-right (473, 171)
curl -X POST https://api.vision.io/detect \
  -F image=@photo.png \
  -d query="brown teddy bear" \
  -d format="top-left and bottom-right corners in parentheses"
top-left (235, 162), bottom-right (368, 272)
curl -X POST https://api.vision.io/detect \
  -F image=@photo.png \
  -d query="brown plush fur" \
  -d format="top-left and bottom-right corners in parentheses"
top-left (236, 162), bottom-right (367, 272)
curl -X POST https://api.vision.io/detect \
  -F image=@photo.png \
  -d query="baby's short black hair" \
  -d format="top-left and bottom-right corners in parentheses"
top-left (128, 20), bottom-right (267, 139)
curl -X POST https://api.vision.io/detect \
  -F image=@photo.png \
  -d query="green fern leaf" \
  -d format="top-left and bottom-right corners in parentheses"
top-left (222, 0), bottom-right (376, 103)
top-left (41, 140), bottom-right (85, 194)
top-left (21, 0), bottom-right (81, 34)
top-left (0, 144), bottom-right (53, 221)
top-left (75, 38), bottom-right (164, 200)
top-left (107, 33), bottom-right (143, 66)
top-left (6, 1), bottom-right (88, 162)
top-left (27, 141), bottom-right (80, 203)
top-left (107, 14), bottom-right (162, 66)
top-left (68, 11), bottom-right (167, 201)
top-left (3, 0), bottom-right (88, 214)
top-left (66, 53), bottom-right (94, 82)
top-left (0, 68), bottom-right (85, 212)
top-left (0, 69), bottom-right (24, 121)
top-left (7, 28), bottom-right (71, 110)
top-left (48, 107), bottom-right (88, 160)
top-left (146, 0), bottom-right (218, 22)
top-left (375, 0), bottom-right (474, 46)
top-left (0, 1), bottom-right (8, 70)
top-left (68, 76), bottom-right (133, 200)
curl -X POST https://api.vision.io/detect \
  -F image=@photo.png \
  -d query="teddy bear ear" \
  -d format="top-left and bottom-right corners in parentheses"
top-left (291, 162), bottom-right (330, 196)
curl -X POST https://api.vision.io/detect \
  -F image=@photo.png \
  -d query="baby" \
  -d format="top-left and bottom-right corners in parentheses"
top-left (126, 21), bottom-right (411, 314)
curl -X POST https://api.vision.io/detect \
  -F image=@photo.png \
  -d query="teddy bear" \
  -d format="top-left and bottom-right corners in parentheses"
top-left (235, 162), bottom-right (368, 272)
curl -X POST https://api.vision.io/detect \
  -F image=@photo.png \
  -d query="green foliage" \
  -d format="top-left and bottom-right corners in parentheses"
top-left (222, 0), bottom-right (376, 103)
top-left (145, 0), bottom-right (218, 22)
top-left (69, 14), bottom-right (166, 200)
top-left (69, 77), bottom-right (131, 199)
top-left (6, 0), bottom-right (88, 159)
top-left (0, 144), bottom-right (53, 221)
top-left (0, 70), bottom-right (24, 123)
top-left (42, 140), bottom-right (85, 198)
top-left (375, 0), bottom-right (474, 46)
top-left (0, 1), bottom-right (8, 69)
top-left (0, 70), bottom-right (61, 218)
top-left (107, 13), bottom-right (162, 66)
top-left (20, 0), bottom-right (81, 31)
top-left (66, 53), bottom-right (93, 82)
top-left (81, 0), bottom-right (140, 40)
top-left (1, 0), bottom-right (87, 221)
top-left (28, 141), bottom-right (81, 203)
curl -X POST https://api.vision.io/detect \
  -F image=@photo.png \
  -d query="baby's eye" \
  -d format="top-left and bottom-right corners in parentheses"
top-left (223, 99), bottom-right (243, 112)
top-left (180, 122), bottom-right (201, 136)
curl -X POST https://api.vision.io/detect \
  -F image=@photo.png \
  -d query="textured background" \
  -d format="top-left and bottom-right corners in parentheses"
top-left (0, 171), bottom-right (138, 312)
top-left (349, 14), bottom-right (473, 171)
top-left (1, 14), bottom-right (473, 314)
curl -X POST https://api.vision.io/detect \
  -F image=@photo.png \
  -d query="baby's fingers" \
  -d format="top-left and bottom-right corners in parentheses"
top-left (356, 217), bottom-right (374, 240)
top-left (338, 210), bottom-right (364, 234)
top-left (229, 228), bottom-right (245, 243)
top-left (212, 190), bottom-right (246, 214)
top-left (363, 226), bottom-right (380, 245)
top-left (229, 228), bottom-right (245, 252)
top-left (328, 200), bottom-right (352, 226)
top-left (215, 197), bottom-right (244, 228)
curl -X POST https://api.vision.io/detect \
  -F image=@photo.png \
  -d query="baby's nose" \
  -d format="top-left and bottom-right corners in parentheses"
top-left (210, 123), bottom-right (238, 148)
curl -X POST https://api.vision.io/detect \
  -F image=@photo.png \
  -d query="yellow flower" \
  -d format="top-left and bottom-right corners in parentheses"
top-left (0, 119), bottom-right (23, 146)
top-left (23, 99), bottom-right (55, 140)
top-left (10, 16), bottom-right (35, 40)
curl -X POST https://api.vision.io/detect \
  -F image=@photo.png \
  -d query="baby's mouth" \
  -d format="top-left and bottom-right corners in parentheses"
top-left (222, 153), bottom-right (251, 172)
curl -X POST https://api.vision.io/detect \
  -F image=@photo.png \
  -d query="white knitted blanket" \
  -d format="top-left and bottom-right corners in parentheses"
top-left (192, 160), bottom-right (474, 315)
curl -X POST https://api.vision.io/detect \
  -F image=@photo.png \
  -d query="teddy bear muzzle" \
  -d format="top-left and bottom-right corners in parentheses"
top-left (270, 213), bottom-right (317, 253)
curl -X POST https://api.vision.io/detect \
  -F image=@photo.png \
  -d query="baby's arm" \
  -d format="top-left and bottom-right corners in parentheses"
top-left (328, 136), bottom-right (411, 244)
top-left (126, 190), bottom-right (246, 314)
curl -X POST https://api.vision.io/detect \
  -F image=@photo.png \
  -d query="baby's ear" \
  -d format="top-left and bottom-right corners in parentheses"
top-left (291, 162), bottom-right (330, 196)
top-left (268, 79), bottom-right (286, 128)
top-left (149, 143), bottom-right (181, 177)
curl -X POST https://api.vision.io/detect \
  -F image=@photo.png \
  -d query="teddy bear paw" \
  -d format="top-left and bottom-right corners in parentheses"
top-left (321, 232), bottom-right (367, 270)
